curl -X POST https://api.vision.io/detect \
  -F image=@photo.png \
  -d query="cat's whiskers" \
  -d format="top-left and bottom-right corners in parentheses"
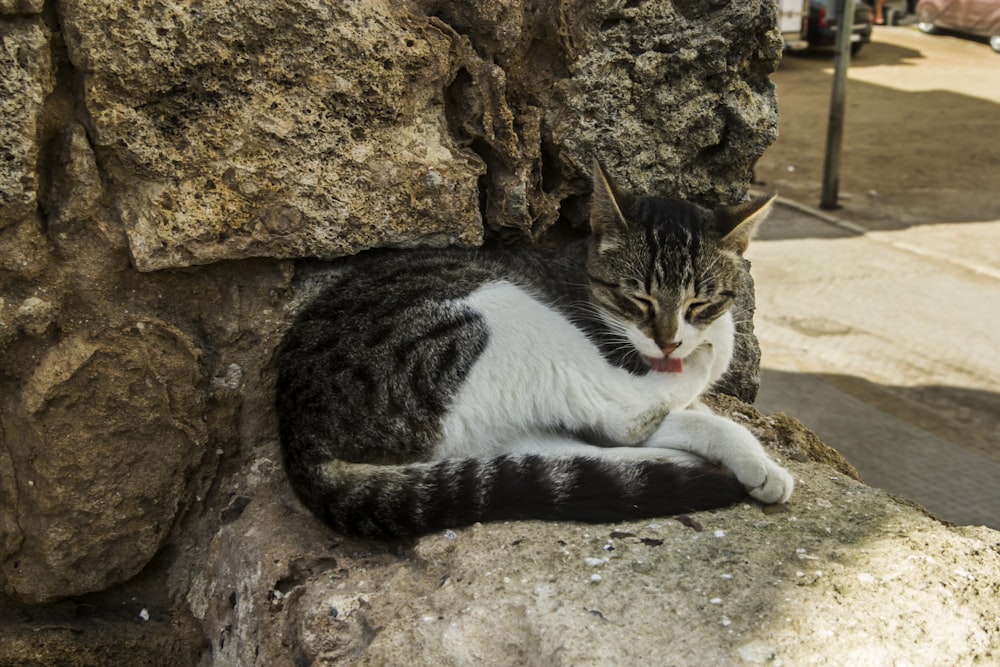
top-left (566, 298), bottom-right (645, 363)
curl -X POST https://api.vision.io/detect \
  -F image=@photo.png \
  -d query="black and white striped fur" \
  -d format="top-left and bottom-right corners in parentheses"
top-left (276, 163), bottom-right (793, 538)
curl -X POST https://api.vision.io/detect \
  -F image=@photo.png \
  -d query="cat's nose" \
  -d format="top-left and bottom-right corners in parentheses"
top-left (660, 341), bottom-right (681, 355)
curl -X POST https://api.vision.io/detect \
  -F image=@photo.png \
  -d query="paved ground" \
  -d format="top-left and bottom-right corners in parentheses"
top-left (748, 24), bottom-right (1000, 529)
top-left (749, 201), bottom-right (1000, 528)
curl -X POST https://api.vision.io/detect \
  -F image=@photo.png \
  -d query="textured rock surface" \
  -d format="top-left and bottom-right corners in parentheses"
top-left (59, 0), bottom-right (485, 271)
top-left (0, 16), bottom-right (51, 230)
top-left (1, 321), bottom-right (208, 602)
top-left (0, 0), bottom-right (44, 14)
top-left (549, 0), bottom-right (779, 204)
top-left (55, 0), bottom-right (779, 271)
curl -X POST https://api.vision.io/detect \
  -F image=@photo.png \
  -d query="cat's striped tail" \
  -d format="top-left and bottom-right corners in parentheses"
top-left (285, 455), bottom-right (747, 539)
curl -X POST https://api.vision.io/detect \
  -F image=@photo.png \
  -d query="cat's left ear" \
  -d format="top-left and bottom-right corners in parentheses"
top-left (714, 192), bottom-right (777, 255)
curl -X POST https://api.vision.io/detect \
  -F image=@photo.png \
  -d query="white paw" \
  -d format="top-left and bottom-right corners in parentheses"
top-left (740, 458), bottom-right (795, 505)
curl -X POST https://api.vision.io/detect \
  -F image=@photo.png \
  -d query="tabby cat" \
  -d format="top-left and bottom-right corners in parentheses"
top-left (276, 162), bottom-right (793, 538)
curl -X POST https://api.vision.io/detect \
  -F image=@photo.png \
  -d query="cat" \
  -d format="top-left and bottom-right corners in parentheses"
top-left (275, 161), bottom-right (794, 539)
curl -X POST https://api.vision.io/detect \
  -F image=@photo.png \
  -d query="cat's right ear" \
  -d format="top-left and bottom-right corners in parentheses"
top-left (715, 192), bottom-right (776, 255)
top-left (590, 160), bottom-right (633, 253)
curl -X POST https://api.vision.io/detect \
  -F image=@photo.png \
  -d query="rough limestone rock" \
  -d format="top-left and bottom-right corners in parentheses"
top-left (59, 0), bottom-right (486, 271)
top-left (4, 0), bottom-right (997, 665)
top-left (0, 1), bottom-right (44, 14)
top-left (44, 121), bottom-right (104, 238)
top-left (0, 16), bottom-right (51, 230)
top-left (1, 321), bottom-right (208, 603)
top-left (548, 0), bottom-right (779, 204)
top-left (56, 0), bottom-right (778, 271)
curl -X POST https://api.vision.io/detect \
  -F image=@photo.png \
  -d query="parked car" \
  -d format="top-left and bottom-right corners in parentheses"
top-left (807, 0), bottom-right (875, 55)
top-left (916, 0), bottom-right (1000, 52)
top-left (780, 0), bottom-right (812, 52)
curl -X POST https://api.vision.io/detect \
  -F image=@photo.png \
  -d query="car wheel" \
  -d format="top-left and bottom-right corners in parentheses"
top-left (917, 22), bottom-right (938, 34)
top-left (991, 36), bottom-right (1000, 53)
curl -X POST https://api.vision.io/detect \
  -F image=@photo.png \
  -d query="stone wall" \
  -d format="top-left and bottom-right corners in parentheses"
top-left (2, 1), bottom-right (998, 665)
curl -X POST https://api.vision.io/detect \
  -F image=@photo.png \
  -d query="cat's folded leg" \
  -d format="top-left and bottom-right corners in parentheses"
top-left (640, 446), bottom-right (707, 469)
top-left (642, 411), bottom-right (794, 504)
top-left (601, 403), bottom-right (672, 446)
top-left (588, 343), bottom-right (718, 447)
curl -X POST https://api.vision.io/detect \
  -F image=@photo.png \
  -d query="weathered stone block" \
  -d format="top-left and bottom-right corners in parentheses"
top-left (58, 0), bottom-right (485, 271)
top-left (175, 400), bottom-right (1000, 667)
top-left (56, 0), bottom-right (782, 272)
top-left (0, 0), bottom-right (44, 14)
top-left (1, 320), bottom-right (208, 603)
top-left (0, 18), bottom-right (52, 230)
top-left (550, 0), bottom-right (780, 204)
top-left (418, 0), bottom-right (781, 242)
top-left (43, 121), bottom-right (103, 238)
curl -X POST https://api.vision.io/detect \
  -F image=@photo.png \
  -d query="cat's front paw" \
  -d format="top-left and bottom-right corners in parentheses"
top-left (741, 458), bottom-right (795, 505)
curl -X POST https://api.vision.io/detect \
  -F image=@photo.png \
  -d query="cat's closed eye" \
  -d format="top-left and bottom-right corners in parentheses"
top-left (686, 296), bottom-right (733, 324)
top-left (685, 300), bottom-right (711, 321)
top-left (629, 294), bottom-right (656, 319)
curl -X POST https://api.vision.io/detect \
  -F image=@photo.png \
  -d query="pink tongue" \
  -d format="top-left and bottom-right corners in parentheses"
top-left (649, 356), bottom-right (683, 373)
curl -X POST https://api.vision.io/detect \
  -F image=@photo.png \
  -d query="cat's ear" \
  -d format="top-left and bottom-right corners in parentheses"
top-left (590, 160), bottom-right (634, 253)
top-left (714, 192), bottom-right (776, 255)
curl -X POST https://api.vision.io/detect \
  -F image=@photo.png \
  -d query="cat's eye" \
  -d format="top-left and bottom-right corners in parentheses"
top-left (685, 300), bottom-right (711, 321)
top-left (630, 295), bottom-right (655, 318)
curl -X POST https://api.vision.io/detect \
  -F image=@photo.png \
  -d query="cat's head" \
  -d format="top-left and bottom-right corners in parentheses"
top-left (585, 160), bottom-right (774, 372)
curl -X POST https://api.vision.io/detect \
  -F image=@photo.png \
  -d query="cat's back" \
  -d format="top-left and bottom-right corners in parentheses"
top-left (291, 242), bottom-right (587, 327)
top-left (276, 244), bottom-right (590, 460)
top-left (276, 248), bottom-right (498, 464)
top-left (304, 248), bottom-right (489, 315)
top-left (278, 247), bottom-right (506, 378)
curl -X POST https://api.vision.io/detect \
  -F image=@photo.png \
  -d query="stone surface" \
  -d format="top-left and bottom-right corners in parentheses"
top-left (550, 0), bottom-right (780, 206)
top-left (0, 0), bottom-right (43, 14)
top-left (58, 0), bottom-right (486, 271)
top-left (0, 17), bottom-right (52, 230)
top-left (53, 0), bottom-right (781, 271)
top-left (43, 121), bottom-right (104, 238)
top-left (0, 221), bottom-right (56, 357)
top-left (1, 321), bottom-right (208, 603)
top-left (415, 0), bottom-right (781, 242)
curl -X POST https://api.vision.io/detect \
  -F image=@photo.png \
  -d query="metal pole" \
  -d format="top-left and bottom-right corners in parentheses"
top-left (820, 0), bottom-right (857, 210)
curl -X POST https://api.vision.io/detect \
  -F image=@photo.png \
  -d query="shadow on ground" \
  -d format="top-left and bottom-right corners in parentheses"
top-left (757, 368), bottom-right (1000, 529)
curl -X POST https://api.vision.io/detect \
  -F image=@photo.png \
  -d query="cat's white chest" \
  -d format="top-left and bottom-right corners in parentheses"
top-left (432, 281), bottom-right (733, 460)
top-left (434, 281), bottom-right (605, 458)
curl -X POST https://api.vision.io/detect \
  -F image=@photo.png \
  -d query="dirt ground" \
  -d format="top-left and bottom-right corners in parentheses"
top-left (748, 24), bottom-right (1000, 528)
top-left (754, 25), bottom-right (1000, 230)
